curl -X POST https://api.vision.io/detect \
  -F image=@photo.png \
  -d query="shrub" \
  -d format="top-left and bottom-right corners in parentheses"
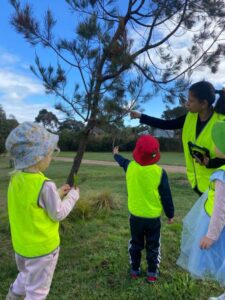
top-left (90, 190), bottom-right (120, 212)
top-left (69, 190), bottom-right (120, 220)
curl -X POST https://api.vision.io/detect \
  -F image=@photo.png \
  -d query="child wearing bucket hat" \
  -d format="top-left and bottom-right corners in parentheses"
top-left (176, 121), bottom-right (225, 299)
top-left (113, 134), bottom-right (174, 283)
top-left (5, 122), bottom-right (79, 300)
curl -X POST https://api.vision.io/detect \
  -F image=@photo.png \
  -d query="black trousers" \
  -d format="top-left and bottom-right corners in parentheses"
top-left (129, 214), bottom-right (161, 273)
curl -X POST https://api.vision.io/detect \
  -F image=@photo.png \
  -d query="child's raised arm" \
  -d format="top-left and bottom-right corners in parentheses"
top-left (113, 146), bottom-right (119, 155)
top-left (113, 147), bottom-right (130, 172)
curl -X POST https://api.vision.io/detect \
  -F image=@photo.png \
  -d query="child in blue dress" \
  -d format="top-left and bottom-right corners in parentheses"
top-left (177, 120), bottom-right (225, 300)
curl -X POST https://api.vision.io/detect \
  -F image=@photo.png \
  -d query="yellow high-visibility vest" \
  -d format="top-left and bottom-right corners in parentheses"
top-left (8, 171), bottom-right (60, 257)
top-left (182, 112), bottom-right (225, 193)
top-left (205, 165), bottom-right (225, 216)
top-left (126, 161), bottom-right (163, 218)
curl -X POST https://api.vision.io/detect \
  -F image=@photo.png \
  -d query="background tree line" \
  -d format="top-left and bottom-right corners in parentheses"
top-left (0, 105), bottom-right (19, 154)
top-left (35, 108), bottom-right (185, 152)
top-left (0, 106), bottom-right (185, 154)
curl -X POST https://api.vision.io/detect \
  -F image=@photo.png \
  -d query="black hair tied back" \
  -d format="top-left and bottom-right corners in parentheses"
top-left (215, 89), bottom-right (225, 115)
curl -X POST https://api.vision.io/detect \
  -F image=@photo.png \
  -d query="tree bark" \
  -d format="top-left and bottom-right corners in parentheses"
top-left (66, 130), bottom-right (90, 186)
top-left (9, 158), bottom-right (15, 169)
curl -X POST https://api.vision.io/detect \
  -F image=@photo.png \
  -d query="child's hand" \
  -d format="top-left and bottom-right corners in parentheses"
top-left (199, 236), bottom-right (215, 249)
top-left (59, 184), bottom-right (71, 198)
top-left (167, 218), bottom-right (174, 224)
top-left (113, 146), bottom-right (119, 154)
top-left (130, 111), bottom-right (141, 119)
top-left (68, 187), bottom-right (80, 203)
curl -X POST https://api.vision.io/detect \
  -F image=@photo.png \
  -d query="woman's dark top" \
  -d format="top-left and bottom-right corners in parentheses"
top-left (140, 113), bottom-right (225, 169)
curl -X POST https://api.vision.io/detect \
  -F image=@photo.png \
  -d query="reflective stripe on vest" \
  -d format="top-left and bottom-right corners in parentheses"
top-left (126, 161), bottom-right (163, 218)
top-left (182, 112), bottom-right (225, 193)
top-left (205, 165), bottom-right (225, 216)
top-left (8, 171), bottom-right (60, 257)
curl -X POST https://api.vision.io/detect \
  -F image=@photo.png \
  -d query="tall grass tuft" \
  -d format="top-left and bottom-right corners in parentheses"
top-left (68, 189), bottom-right (120, 220)
top-left (72, 197), bottom-right (93, 219)
top-left (90, 190), bottom-right (120, 213)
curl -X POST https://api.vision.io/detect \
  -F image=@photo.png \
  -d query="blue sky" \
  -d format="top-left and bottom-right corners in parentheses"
top-left (1, 1), bottom-right (225, 126)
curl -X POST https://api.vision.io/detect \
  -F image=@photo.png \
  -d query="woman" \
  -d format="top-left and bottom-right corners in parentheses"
top-left (130, 81), bottom-right (225, 195)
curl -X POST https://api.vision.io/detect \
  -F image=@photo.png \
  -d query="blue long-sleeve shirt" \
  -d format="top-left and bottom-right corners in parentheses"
top-left (114, 154), bottom-right (174, 219)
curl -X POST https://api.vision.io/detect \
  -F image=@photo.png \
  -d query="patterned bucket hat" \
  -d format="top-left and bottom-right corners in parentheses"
top-left (5, 122), bottom-right (59, 169)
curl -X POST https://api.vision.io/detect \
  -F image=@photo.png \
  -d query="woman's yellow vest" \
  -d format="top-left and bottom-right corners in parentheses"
top-left (126, 161), bottom-right (163, 218)
top-left (205, 166), bottom-right (225, 216)
top-left (8, 171), bottom-right (60, 257)
top-left (182, 112), bottom-right (225, 193)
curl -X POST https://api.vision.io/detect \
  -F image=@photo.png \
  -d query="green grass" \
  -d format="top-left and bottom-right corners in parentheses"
top-left (58, 151), bottom-right (185, 166)
top-left (0, 157), bottom-right (222, 300)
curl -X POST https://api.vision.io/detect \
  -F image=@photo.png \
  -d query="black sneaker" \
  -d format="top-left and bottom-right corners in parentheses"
top-left (130, 269), bottom-right (141, 279)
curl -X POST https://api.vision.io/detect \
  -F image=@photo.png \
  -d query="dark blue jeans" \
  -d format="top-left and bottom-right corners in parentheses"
top-left (129, 214), bottom-right (161, 274)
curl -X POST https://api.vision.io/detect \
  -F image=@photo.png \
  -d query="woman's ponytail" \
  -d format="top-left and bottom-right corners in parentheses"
top-left (215, 89), bottom-right (225, 115)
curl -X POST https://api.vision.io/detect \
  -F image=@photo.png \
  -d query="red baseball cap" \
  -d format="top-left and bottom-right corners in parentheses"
top-left (133, 135), bottom-right (160, 166)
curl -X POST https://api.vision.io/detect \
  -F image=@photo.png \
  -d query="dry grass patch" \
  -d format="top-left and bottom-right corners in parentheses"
top-left (70, 189), bottom-right (121, 220)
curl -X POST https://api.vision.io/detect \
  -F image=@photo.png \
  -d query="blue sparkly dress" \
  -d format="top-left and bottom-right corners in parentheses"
top-left (177, 170), bottom-right (225, 286)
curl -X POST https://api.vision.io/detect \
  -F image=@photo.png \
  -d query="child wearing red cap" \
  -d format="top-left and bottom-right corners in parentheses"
top-left (113, 134), bottom-right (174, 283)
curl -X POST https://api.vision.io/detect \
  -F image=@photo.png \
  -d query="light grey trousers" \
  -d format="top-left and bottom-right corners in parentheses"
top-left (7, 248), bottom-right (59, 300)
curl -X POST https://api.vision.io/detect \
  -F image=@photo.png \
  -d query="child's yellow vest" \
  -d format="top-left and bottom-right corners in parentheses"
top-left (126, 161), bottom-right (163, 218)
top-left (182, 112), bottom-right (225, 193)
top-left (8, 171), bottom-right (60, 257)
top-left (205, 165), bottom-right (225, 216)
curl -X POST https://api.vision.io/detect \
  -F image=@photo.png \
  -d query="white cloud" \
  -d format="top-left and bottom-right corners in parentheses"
top-left (2, 100), bottom-right (61, 123)
top-left (0, 51), bottom-right (20, 66)
top-left (0, 70), bottom-right (45, 122)
top-left (0, 50), bottom-right (61, 122)
top-left (0, 70), bottom-right (43, 97)
top-left (0, 72), bottom-right (69, 124)
top-left (189, 62), bottom-right (225, 87)
top-left (0, 67), bottom-right (64, 123)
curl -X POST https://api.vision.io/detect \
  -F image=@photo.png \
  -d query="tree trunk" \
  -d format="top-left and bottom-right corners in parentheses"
top-left (66, 130), bottom-right (90, 187)
top-left (66, 79), bottom-right (100, 186)
top-left (9, 158), bottom-right (15, 168)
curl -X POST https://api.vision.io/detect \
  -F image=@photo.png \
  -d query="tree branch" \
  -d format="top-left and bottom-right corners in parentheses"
top-left (96, 0), bottom-right (120, 20)
top-left (133, 23), bottom-right (225, 84)
top-left (132, 0), bottom-right (188, 58)
top-left (131, 0), bottom-right (145, 14)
